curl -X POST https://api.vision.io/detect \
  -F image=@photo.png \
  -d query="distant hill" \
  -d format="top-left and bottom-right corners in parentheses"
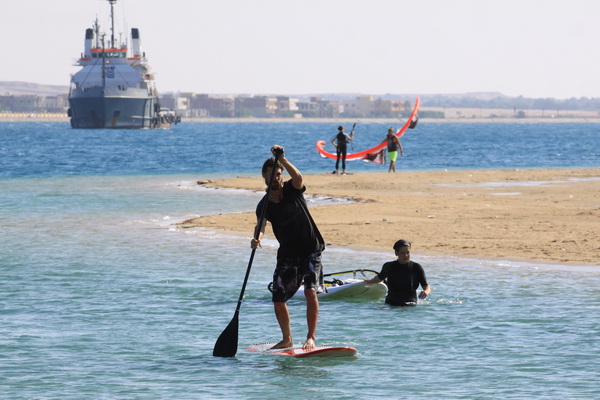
top-left (0, 81), bottom-right (69, 96)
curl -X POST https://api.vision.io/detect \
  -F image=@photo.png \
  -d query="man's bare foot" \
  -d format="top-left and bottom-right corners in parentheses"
top-left (302, 338), bottom-right (316, 350)
top-left (270, 339), bottom-right (294, 349)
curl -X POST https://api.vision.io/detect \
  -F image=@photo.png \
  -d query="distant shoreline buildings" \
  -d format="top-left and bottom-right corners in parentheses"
top-left (1, 87), bottom-right (599, 120)
top-left (0, 91), bottom-right (412, 119)
top-left (164, 93), bottom-right (413, 118)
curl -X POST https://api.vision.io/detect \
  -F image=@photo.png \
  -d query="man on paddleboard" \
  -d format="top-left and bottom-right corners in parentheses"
top-left (364, 239), bottom-right (430, 306)
top-left (251, 145), bottom-right (326, 349)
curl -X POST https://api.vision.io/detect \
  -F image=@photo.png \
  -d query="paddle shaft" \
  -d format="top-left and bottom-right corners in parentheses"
top-left (212, 150), bottom-right (282, 357)
top-left (350, 123), bottom-right (356, 151)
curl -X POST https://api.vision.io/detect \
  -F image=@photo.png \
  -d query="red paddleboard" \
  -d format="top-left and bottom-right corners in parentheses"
top-left (245, 342), bottom-right (357, 358)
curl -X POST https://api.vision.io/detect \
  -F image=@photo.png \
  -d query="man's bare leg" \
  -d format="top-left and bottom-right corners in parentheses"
top-left (303, 289), bottom-right (319, 349)
top-left (271, 301), bottom-right (293, 349)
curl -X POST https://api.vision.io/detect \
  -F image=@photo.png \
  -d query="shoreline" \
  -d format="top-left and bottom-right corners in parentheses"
top-left (2, 116), bottom-right (600, 124)
top-left (178, 168), bottom-right (600, 267)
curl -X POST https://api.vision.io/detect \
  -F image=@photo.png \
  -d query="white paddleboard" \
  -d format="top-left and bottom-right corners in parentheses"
top-left (293, 279), bottom-right (387, 300)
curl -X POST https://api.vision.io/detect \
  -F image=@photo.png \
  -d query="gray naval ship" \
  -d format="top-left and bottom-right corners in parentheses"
top-left (68, 0), bottom-right (179, 129)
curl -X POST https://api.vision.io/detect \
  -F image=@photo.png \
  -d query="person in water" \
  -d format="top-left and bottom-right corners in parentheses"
top-left (331, 125), bottom-right (354, 174)
top-left (251, 145), bottom-right (326, 349)
top-left (364, 239), bottom-right (430, 306)
top-left (386, 127), bottom-right (404, 172)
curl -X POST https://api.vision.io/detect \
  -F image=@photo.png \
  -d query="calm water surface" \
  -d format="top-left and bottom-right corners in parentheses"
top-left (1, 122), bottom-right (599, 399)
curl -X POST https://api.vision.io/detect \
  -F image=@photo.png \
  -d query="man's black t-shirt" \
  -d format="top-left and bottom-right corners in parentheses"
top-left (256, 180), bottom-right (324, 259)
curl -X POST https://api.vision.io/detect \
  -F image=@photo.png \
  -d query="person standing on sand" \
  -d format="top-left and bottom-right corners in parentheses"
top-left (331, 125), bottom-right (354, 174)
top-left (364, 239), bottom-right (430, 306)
top-left (386, 127), bottom-right (404, 172)
top-left (251, 145), bottom-right (326, 350)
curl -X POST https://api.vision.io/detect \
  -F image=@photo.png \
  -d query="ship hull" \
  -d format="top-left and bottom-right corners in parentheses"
top-left (69, 2), bottom-right (178, 130)
top-left (69, 90), bottom-right (159, 129)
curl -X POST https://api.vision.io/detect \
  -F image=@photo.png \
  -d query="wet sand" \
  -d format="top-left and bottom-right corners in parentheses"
top-left (178, 168), bottom-right (600, 266)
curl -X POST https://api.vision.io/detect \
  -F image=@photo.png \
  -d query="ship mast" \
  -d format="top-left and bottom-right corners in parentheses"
top-left (101, 34), bottom-right (106, 88)
top-left (105, 0), bottom-right (117, 89)
top-left (108, 0), bottom-right (117, 48)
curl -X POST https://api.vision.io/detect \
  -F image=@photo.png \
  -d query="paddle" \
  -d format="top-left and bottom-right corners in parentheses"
top-left (350, 123), bottom-right (356, 152)
top-left (212, 149), bottom-right (282, 358)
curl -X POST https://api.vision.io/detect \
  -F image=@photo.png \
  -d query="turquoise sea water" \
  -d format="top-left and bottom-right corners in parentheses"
top-left (1, 122), bottom-right (599, 399)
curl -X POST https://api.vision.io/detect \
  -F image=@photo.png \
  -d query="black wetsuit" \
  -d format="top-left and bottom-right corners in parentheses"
top-left (377, 260), bottom-right (428, 306)
top-left (334, 132), bottom-right (350, 171)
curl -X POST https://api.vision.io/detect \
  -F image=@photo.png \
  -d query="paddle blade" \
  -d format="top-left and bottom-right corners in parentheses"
top-left (213, 315), bottom-right (239, 357)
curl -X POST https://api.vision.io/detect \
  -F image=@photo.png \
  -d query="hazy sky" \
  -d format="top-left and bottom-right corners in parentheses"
top-left (2, 0), bottom-right (598, 98)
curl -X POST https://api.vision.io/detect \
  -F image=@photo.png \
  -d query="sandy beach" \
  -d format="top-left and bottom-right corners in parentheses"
top-left (178, 168), bottom-right (600, 266)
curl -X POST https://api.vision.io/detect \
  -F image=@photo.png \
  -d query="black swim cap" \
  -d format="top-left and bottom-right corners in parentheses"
top-left (393, 240), bottom-right (411, 250)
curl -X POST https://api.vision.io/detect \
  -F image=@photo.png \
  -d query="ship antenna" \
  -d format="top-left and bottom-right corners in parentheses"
top-left (93, 17), bottom-right (100, 49)
top-left (108, 0), bottom-right (117, 49)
